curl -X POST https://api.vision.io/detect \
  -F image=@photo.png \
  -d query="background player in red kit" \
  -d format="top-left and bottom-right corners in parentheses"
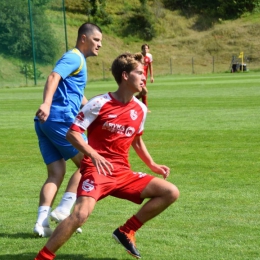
top-left (34, 52), bottom-right (179, 260)
top-left (136, 44), bottom-right (154, 112)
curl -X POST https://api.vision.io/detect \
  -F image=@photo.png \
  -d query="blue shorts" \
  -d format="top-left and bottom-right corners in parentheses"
top-left (35, 120), bottom-right (87, 165)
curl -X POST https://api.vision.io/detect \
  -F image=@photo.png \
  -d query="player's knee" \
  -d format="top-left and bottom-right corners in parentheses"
top-left (167, 184), bottom-right (179, 204)
top-left (73, 209), bottom-right (90, 227)
top-left (46, 174), bottom-right (65, 188)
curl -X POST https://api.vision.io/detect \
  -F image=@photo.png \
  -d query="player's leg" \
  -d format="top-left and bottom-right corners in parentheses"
top-left (51, 152), bottom-right (83, 215)
top-left (135, 91), bottom-right (142, 99)
top-left (137, 177), bottom-right (179, 223)
top-left (34, 121), bottom-right (66, 237)
top-left (141, 86), bottom-right (150, 111)
top-left (34, 159), bottom-right (66, 237)
top-left (52, 133), bottom-right (86, 214)
top-left (35, 196), bottom-right (96, 260)
top-left (50, 135), bottom-right (86, 230)
top-left (50, 153), bottom-right (84, 234)
top-left (40, 159), bottom-right (67, 205)
top-left (113, 175), bottom-right (179, 258)
top-left (64, 151), bottom-right (84, 194)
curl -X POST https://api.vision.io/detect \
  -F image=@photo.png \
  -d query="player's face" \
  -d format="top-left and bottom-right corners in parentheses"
top-left (84, 30), bottom-right (102, 57)
top-left (128, 63), bottom-right (145, 93)
top-left (142, 46), bottom-right (149, 55)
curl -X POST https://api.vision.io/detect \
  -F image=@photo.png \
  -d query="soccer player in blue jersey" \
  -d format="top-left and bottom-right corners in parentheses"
top-left (33, 23), bottom-right (102, 237)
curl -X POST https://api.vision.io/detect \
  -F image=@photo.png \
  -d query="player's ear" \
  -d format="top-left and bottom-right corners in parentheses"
top-left (122, 71), bottom-right (128, 80)
top-left (81, 34), bottom-right (87, 43)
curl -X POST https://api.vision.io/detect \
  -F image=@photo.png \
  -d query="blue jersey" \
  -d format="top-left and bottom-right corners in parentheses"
top-left (39, 48), bottom-right (87, 123)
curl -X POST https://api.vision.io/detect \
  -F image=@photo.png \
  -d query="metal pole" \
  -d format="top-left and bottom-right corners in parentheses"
top-left (28, 0), bottom-right (37, 85)
top-left (103, 61), bottom-right (105, 80)
top-left (192, 57), bottom-right (194, 74)
top-left (62, 0), bottom-right (68, 51)
top-left (212, 56), bottom-right (214, 73)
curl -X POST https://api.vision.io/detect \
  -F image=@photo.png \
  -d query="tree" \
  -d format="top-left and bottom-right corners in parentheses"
top-left (119, 0), bottom-right (156, 40)
top-left (0, 0), bottom-right (59, 63)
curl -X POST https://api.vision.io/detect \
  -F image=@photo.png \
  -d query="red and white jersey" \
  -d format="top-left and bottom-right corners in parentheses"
top-left (143, 54), bottom-right (152, 78)
top-left (146, 53), bottom-right (153, 62)
top-left (71, 92), bottom-right (147, 170)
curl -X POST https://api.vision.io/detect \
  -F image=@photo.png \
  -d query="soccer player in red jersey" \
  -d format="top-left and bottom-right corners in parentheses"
top-left (34, 52), bottom-right (179, 260)
top-left (136, 44), bottom-right (154, 112)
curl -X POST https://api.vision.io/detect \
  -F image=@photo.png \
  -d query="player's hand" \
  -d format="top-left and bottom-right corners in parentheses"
top-left (150, 164), bottom-right (170, 179)
top-left (36, 103), bottom-right (51, 123)
top-left (90, 152), bottom-right (114, 176)
top-left (150, 77), bottom-right (154, 83)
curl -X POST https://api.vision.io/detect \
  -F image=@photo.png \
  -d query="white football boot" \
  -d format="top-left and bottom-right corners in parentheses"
top-left (33, 223), bottom-right (53, 237)
top-left (50, 209), bottom-right (82, 234)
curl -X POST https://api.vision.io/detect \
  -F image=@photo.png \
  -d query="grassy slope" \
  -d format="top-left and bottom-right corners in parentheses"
top-left (1, 0), bottom-right (260, 87)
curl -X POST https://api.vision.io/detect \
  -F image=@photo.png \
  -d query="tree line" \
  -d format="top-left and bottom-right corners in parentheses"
top-left (162, 0), bottom-right (260, 19)
top-left (0, 0), bottom-right (259, 65)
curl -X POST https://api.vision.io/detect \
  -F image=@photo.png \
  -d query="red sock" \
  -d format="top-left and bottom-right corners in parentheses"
top-left (142, 95), bottom-right (147, 106)
top-left (120, 215), bottom-right (143, 233)
top-left (35, 246), bottom-right (56, 260)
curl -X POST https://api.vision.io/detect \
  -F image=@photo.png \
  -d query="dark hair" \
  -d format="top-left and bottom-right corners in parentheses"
top-left (111, 52), bottom-right (143, 84)
top-left (141, 44), bottom-right (149, 50)
top-left (77, 23), bottom-right (102, 39)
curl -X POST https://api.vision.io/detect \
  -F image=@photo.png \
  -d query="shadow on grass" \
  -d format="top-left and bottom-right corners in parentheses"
top-left (0, 254), bottom-right (118, 260)
top-left (0, 232), bottom-right (37, 239)
top-left (0, 234), bottom-right (120, 259)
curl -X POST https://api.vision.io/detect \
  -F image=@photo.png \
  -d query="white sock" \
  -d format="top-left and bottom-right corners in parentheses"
top-left (55, 192), bottom-right (76, 215)
top-left (37, 206), bottom-right (51, 227)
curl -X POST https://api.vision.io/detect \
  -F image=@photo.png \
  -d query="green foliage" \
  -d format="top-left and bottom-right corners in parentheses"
top-left (65, 0), bottom-right (154, 37)
top-left (162, 0), bottom-right (260, 19)
top-left (216, 0), bottom-right (258, 19)
top-left (90, 0), bottom-right (113, 25)
top-left (0, 0), bottom-right (59, 63)
top-left (119, 4), bottom-right (156, 40)
top-left (65, 0), bottom-right (112, 25)
top-left (62, 0), bottom-right (85, 12)
top-left (20, 63), bottom-right (43, 80)
top-left (0, 1), bottom-right (30, 57)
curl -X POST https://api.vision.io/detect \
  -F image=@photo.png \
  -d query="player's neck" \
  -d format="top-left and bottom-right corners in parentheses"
top-left (111, 90), bottom-right (133, 104)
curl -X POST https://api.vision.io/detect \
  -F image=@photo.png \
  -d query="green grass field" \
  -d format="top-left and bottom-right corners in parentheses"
top-left (0, 73), bottom-right (259, 260)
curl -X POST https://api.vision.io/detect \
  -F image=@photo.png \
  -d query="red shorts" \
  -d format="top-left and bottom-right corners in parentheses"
top-left (77, 167), bottom-right (154, 204)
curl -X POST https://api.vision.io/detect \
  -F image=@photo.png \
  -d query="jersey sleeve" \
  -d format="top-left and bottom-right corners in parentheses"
top-left (53, 51), bottom-right (81, 79)
top-left (70, 94), bottom-right (106, 132)
top-left (147, 53), bottom-right (153, 62)
top-left (135, 100), bottom-right (147, 136)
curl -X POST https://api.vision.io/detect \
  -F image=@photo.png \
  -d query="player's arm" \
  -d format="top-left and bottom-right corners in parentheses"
top-left (66, 128), bottom-right (113, 176)
top-left (81, 95), bottom-right (88, 109)
top-left (35, 72), bottom-right (61, 122)
top-left (148, 62), bottom-right (154, 83)
top-left (131, 135), bottom-right (170, 179)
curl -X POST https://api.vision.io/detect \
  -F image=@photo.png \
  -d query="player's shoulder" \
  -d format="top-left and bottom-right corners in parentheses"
top-left (146, 53), bottom-right (153, 61)
top-left (133, 96), bottom-right (148, 113)
top-left (146, 53), bottom-right (152, 59)
top-left (88, 93), bottom-right (112, 107)
top-left (56, 49), bottom-right (82, 68)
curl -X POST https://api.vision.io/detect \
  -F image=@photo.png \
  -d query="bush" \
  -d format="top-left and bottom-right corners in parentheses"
top-left (119, 6), bottom-right (156, 40)
top-left (162, 0), bottom-right (260, 19)
top-left (20, 63), bottom-right (43, 80)
top-left (0, 0), bottom-right (59, 63)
